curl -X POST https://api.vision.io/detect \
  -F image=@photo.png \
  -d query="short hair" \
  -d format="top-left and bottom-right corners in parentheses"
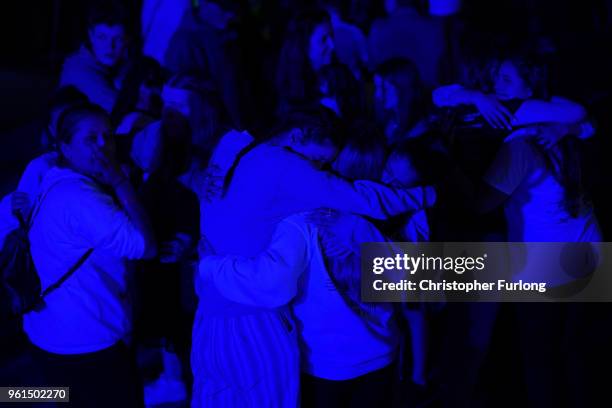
top-left (87, 1), bottom-right (130, 29)
top-left (271, 106), bottom-right (343, 147)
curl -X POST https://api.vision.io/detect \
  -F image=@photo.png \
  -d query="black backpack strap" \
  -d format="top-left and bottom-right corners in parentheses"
top-left (39, 248), bottom-right (94, 299)
top-left (23, 180), bottom-right (94, 313)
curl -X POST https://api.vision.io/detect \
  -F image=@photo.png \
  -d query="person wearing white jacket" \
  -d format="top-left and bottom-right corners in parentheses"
top-left (24, 104), bottom-right (156, 408)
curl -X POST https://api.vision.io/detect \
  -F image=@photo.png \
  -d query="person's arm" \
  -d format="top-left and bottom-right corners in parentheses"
top-left (432, 84), bottom-right (477, 107)
top-left (94, 151), bottom-right (157, 259)
top-left (513, 97), bottom-right (587, 126)
top-left (433, 84), bottom-right (514, 129)
top-left (199, 218), bottom-right (310, 308)
top-left (281, 152), bottom-right (436, 220)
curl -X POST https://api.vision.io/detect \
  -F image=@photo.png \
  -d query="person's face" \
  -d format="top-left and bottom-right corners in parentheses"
top-left (88, 24), bottom-right (127, 67)
top-left (494, 61), bottom-right (533, 101)
top-left (290, 129), bottom-right (338, 167)
top-left (382, 154), bottom-right (420, 187)
top-left (60, 115), bottom-right (115, 177)
top-left (374, 75), bottom-right (399, 111)
top-left (309, 22), bottom-right (334, 71)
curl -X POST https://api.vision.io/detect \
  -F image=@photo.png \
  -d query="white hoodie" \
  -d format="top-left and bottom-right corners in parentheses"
top-left (24, 166), bottom-right (145, 354)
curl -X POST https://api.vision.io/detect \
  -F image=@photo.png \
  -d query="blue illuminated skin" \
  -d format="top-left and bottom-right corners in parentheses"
top-left (59, 115), bottom-right (118, 183)
top-left (493, 61), bottom-right (533, 101)
top-left (88, 24), bottom-right (127, 67)
top-left (309, 22), bottom-right (335, 71)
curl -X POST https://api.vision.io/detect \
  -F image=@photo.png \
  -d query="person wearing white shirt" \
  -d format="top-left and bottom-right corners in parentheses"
top-left (24, 104), bottom-right (156, 408)
top-left (198, 135), bottom-right (403, 407)
top-left (463, 123), bottom-right (601, 408)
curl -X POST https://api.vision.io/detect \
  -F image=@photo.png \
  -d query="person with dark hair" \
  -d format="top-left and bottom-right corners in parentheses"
top-left (276, 8), bottom-right (336, 113)
top-left (368, 0), bottom-right (447, 90)
top-left (59, 1), bottom-right (131, 112)
top-left (23, 104), bottom-right (155, 408)
top-left (191, 107), bottom-right (436, 406)
top-left (322, 0), bottom-right (369, 79)
top-left (130, 73), bottom-right (230, 191)
top-left (433, 54), bottom-right (588, 130)
top-left (41, 86), bottom-right (90, 150)
top-left (475, 123), bottom-right (601, 407)
top-left (163, 1), bottom-right (252, 128)
top-left (375, 58), bottom-right (429, 144)
top-left (112, 56), bottom-right (164, 135)
top-left (318, 62), bottom-right (366, 121)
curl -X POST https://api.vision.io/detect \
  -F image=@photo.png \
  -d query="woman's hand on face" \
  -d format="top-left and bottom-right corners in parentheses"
top-left (92, 149), bottom-right (125, 187)
top-left (473, 93), bottom-right (515, 130)
top-left (198, 235), bottom-right (216, 259)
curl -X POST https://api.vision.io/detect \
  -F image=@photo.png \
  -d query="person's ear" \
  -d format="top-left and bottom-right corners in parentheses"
top-left (289, 128), bottom-right (304, 144)
top-left (59, 142), bottom-right (71, 161)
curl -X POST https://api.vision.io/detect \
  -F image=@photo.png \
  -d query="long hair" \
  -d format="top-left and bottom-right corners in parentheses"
top-left (375, 58), bottom-right (427, 140)
top-left (276, 8), bottom-right (331, 112)
top-left (332, 121), bottom-right (386, 180)
top-left (318, 62), bottom-right (365, 120)
top-left (494, 54), bottom-right (550, 100)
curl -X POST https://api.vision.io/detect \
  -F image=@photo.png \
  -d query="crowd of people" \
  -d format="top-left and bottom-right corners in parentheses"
top-left (1, 0), bottom-right (612, 407)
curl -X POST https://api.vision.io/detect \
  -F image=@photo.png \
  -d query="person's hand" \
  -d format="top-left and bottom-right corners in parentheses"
top-left (160, 232), bottom-right (194, 264)
top-left (198, 235), bottom-right (216, 259)
top-left (533, 123), bottom-right (570, 149)
top-left (11, 192), bottom-right (31, 217)
top-left (92, 149), bottom-right (126, 188)
top-left (505, 123), bottom-right (569, 149)
top-left (473, 93), bottom-right (515, 130)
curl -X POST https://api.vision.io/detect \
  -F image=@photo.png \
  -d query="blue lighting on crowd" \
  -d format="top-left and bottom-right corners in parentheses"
top-left (1, 1), bottom-right (611, 407)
